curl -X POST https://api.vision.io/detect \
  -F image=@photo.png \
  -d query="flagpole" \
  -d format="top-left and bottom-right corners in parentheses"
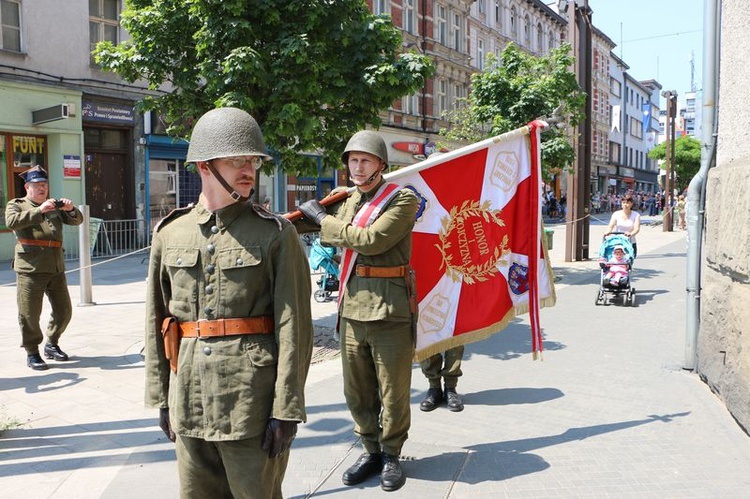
top-left (285, 125), bottom-right (535, 222)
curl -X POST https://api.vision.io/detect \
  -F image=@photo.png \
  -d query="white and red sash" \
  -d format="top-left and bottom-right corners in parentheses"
top-left (337, 182), bottom-right (402, 309)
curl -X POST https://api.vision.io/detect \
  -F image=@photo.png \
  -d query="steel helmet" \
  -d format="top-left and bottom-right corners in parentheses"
top-left (340, 130), bottom-right (388, 166)
top-left (186, 107), bottom-right (271, 163)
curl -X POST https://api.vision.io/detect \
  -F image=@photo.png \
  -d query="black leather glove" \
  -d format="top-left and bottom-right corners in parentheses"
top-left (298, 199), bottom-right (327, 226)
top-left (261, 418), bottom-right (298, 458)
top-left (159, 407), bottom-right (176, 442)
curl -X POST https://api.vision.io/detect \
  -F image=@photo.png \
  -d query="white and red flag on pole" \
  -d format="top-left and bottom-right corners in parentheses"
top-left (383, 121), bottom-right (556, 361)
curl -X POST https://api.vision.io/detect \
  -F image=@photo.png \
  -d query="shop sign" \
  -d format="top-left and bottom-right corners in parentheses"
top-left (82, 101), bottom-right (135, 124)
top-left (391, 141), bottom-right (424, 155)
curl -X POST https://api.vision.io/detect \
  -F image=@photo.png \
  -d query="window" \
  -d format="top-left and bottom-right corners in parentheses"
top-left (373, 0), bottom-right (388, 15)
top-left (610, 77), bottom-right (621, 97)
top-left (630, 117), bottom-right (642, 139)
top-left (510, 6), bottom-right (517, 36)
top-left (451, 13), bottom-right (463, 51)
top-left (89, 0), bottom-right (120, 63)
top-left (536, 23), bottom-right (543, 52)
top-left (523, 14), bottom-right (530, 46)
top-left (452, 83), bottom-right (465, 110)
top-left (477, 0), bottom-right (485, 14)
top-left (477, 39), bottom-right (485, 70)
top-left (495, 1), bottom-right (502, 29)
top-left (403, 93), bottom-right (418, 116)
top-left (1, 134), bottom-right (48, 228)
top-left (609, 141), bottom-right (620, 163)
top-left (403, 0), bottom-right (415, 34)
top-left (0, 0), bottom-right (21, 52)
top-left (548, 29), bottom-right (554, 50)
top-left (436, 5), bottom-right (447, 45)
top-left (437, 79), bottom-right (448, 116)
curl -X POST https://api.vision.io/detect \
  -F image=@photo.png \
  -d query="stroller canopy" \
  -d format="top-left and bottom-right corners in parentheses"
top-left (599, 233), bottom-right (635, 262)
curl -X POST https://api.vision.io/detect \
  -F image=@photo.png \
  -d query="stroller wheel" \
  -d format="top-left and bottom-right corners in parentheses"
top-left (628, 289), bottom-right (636, 307)
top-left (595, 290), bottom-right (604, 305)
top-left (314, 289), bottom-right (328, 303)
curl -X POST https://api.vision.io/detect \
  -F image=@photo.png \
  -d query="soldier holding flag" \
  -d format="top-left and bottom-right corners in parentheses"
top-left (296, 130), bottom-right (418, 492)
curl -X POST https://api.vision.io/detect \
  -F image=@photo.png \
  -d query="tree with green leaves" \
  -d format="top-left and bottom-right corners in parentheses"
top-left (647, 135), bottom-right (701, 192)
top-left (94, 0), bottom-right (434, 175)
top-left (441, 43), bottom-right (585, 178)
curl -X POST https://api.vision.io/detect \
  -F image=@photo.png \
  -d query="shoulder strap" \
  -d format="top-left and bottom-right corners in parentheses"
top-left (337, 183), bottom-right (402, 308)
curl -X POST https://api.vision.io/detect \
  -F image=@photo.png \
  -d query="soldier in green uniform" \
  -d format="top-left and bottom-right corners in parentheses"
top-left (5, 166), bottom-right (83, 371)
top-left (297, 130), bottom-right (418, 492)
top-left (144, 107), bottom-right (313, 498)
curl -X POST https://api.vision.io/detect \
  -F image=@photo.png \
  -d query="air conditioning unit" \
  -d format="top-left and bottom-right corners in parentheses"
top-left (32, 104), bottom-right (70, 125)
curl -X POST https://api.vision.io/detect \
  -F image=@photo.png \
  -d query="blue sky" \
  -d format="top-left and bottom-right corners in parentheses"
top-left (587, 0), bottom-right (704, 105)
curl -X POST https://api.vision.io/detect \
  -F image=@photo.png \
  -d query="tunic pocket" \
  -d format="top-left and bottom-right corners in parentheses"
top-left (164, 248), bottom-right (200, 302)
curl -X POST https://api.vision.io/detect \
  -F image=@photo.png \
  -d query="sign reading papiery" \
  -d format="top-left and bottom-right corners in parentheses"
top-left (383, 123), bottom-right (556, 361)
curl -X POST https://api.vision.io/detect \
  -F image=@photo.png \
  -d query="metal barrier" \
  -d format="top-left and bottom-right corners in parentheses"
top-left (63, 218), bottom-right (150, 261)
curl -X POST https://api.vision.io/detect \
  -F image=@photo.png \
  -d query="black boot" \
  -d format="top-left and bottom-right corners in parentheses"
top-left (27, 353), bottom-right (49, 371)
top-left (342, 452), bottom-right (382, 486)
top-left (380, 454), bottom-right (406, 491)
top-left (445, 386), bottom-right (464, 412)
top-left (419, 387), bottom-right (444, 412)
top-left (44, 343), bottom-right (69, 361)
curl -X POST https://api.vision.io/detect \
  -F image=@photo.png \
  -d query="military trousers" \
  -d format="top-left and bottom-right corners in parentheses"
top-left (419, 345), bottom-right (464, 389)
top-left (340, 317), bottom-right (414, 456)
top-left (176, 433), bottom-right (289, 499)
top-left (16, 272), bottom-right (72, 354)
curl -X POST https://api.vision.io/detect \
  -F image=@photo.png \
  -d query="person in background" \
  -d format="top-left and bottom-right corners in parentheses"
top-left (296, 130), bottom-right (418, 492)
top-left (5, 166), bottom-right (83, 371)
top-left (144, 107), bottom-right (313, 498)
top-left (605, 194), bottom-right (642, 258)
top-left (675, 194), bottom-right (687, 230)
top-left (418, 346), bottom-right (465, 412)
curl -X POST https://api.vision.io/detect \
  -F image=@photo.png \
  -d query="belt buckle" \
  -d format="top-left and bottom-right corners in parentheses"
top-left (355, 264), bottom-right (366, 277)
top-left (198, 320), bottom-right (225, 338)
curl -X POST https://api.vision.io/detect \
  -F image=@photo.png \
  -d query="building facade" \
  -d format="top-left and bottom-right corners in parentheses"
top-left (607, 54), bottom-right (661, 195)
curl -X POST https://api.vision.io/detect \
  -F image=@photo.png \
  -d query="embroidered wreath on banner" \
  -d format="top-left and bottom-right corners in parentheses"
top-left (435, 200), bottom-right (511, 284)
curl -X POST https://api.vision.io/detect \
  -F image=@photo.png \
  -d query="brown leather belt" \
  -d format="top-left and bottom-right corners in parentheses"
top-left (17, 238), bottom-right (62, 248)
top-left (355, 264), bottom-right (410, 278)
top-left (179, 316), bottom-right (274, 338)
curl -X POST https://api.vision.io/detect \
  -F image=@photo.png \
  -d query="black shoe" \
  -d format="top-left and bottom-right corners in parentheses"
top-left (419, 387), bottom-right (444, 412)
top-left (380, 454), bottom-right (406, 492)
top-left (445, 387), bottom-right (464, 412)
top-left (44, 343), bottom-right (69, 361)
top-left (27, 353), bottom-right (49, 371)
top-left (342, 452), bottom-right (382, 486)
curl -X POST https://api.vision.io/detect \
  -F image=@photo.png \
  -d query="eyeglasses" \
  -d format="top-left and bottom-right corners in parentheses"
top-left (215, 156), bottom-right (264, 170)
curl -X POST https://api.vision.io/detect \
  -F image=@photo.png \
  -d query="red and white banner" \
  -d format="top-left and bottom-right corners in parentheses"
top-left (384, 122), bottom-right (556, 361)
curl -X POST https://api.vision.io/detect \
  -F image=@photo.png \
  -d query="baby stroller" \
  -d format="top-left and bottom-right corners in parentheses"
top-left (309, 238), bottom-right (340, 303)
top-left (595, 233), bottom-right (636, 306)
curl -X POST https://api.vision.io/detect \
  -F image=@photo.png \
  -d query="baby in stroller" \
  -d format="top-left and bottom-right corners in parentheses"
top-left (602, 245), bottom-right (630, 287)
top-left (595, 233), bottom-right (636, 306)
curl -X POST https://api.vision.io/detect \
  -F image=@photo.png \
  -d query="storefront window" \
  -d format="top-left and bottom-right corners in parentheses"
top-left (149, 158), bottom-right (178, 229)
top-left (1, 134), bottom-right (46, 228)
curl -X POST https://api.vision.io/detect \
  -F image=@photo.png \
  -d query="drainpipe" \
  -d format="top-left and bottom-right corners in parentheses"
top-left (684, 0), bottom-right (720, 370)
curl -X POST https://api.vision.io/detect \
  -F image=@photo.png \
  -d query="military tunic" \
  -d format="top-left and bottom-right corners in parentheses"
top-left (317, 181), bottom-right (418, 456)
top-left (145, 200), bottom-right (313, 439)
top-left (5, 198), bottom-right (83, 353)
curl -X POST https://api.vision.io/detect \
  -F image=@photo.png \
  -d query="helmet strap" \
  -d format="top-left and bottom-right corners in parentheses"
top-left (206, 161), bottom-right (250, 202)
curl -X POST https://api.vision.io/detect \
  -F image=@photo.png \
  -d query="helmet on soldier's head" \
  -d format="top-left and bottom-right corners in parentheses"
top-left (186, 107), bottom-right (271, 163)
top-left (340, 130), bottom-right (388, 167)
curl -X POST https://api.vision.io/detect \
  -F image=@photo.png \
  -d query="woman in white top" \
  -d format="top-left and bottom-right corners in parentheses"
top-left (605, 194), bottom-right (641, 257)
